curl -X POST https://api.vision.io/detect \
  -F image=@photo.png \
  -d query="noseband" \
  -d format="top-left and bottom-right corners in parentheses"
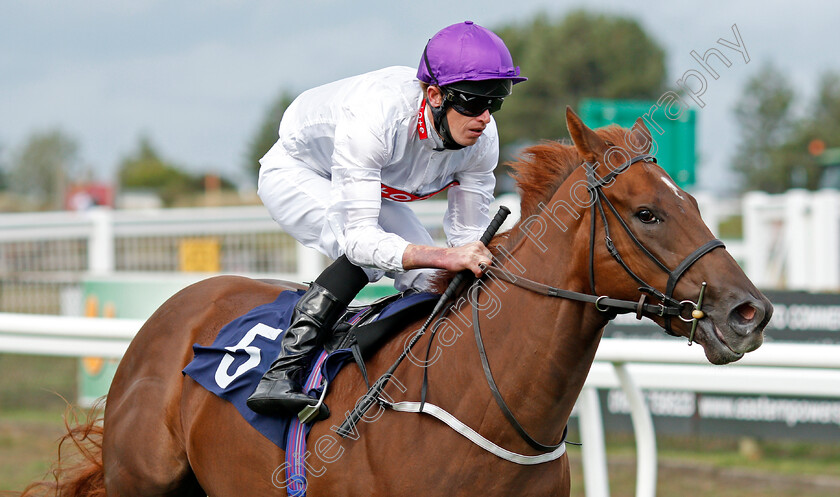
top-left (585, 154), bottom-right (723, 337)
top-left (487, 153), bottom-right (724, 342)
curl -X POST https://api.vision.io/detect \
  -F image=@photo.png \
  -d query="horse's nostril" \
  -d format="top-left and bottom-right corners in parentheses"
top-left (737, 303), bottom-right (757, 322)
top-left (727, 299), bottom-right (770, 341)
top-left (729, 300), bottom-right (766, 338)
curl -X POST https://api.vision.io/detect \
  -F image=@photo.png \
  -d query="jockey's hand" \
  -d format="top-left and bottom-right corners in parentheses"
top-left (402, 241), bottom-right (493, 278)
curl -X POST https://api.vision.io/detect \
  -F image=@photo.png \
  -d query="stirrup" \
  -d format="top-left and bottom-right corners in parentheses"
top-left (298, 380), bottom-right (329, 424)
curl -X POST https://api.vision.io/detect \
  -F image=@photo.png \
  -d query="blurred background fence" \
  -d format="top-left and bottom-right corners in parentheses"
top-left (3, 189), bottom-right (840, 316)
top-left (0, 205), bottom-right (314, 315)
top-left (0, 198), bottom-right (509, 316)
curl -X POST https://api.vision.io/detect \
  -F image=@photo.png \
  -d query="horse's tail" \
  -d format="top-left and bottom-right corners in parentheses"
top-left (19, 400), bottom-right (106, 497)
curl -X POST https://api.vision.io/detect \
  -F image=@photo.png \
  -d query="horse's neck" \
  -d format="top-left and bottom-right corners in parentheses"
top-left (428, 221), bottom-right (607, 450)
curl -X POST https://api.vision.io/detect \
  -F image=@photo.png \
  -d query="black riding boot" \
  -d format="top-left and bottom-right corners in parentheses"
top-left (247, 255), bottom-right (368, 418)
top-left (246, 283), bottom-right (346, 418)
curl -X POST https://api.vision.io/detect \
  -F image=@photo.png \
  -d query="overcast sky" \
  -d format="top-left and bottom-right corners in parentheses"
top-left (1, 0), bottom-right (838, 192)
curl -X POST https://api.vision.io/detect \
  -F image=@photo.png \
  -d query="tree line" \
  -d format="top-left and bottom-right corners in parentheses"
top-left (732, 64), bottom-right (840, 192)
top-left (1, 10), bottom-right (832, 212)
top-left (245, 10), bottom-right (669, 180)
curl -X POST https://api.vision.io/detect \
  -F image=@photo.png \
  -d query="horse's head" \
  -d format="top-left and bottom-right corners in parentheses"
top-left (560, 107), bottom-right (771, 364)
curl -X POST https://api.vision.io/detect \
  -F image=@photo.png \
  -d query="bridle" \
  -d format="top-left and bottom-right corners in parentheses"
top-left (584, 153), bottom-right (723, 337)
top-left (469, 153), bottom-right (725, 454)
top-left (487, 153), bottom-right (724, 339)
top-left (343, 153), bottom-right (727, 459)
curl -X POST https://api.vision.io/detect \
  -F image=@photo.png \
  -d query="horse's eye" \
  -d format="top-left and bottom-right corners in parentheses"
top-left (636, 209), bottom-right (660, 224)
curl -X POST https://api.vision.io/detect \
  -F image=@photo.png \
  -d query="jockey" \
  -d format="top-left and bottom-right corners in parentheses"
top-left (247, 21), bottom-right (526, 418)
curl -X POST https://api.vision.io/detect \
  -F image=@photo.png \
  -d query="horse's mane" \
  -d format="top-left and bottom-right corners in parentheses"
top-left (508, 141), bottom-right (580, 224)
top-left (499, 124), bottom-right (628, 250)
top-left (428, 124), bottom-right (629, 293)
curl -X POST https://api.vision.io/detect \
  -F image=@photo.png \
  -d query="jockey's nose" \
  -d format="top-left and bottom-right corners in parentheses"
top-left (477, 109), bottom-right (491, 123)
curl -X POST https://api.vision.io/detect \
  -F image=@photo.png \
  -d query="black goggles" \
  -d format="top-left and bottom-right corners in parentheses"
top-left (444, 88), bottom-right (504, 117)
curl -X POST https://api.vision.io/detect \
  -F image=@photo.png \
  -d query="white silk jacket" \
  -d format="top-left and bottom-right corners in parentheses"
top-left (259, 66), bottom-right (497, 273)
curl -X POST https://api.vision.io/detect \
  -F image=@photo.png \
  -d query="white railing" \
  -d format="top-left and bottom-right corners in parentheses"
top-left (743, 189), bottom-right (840, 291)
top-left (0, 205), bottom-right (323, 279)
top-left (576, 339), bottom-right (840, 497)
top-left (3, 312), bottom-right (838, 497)
top-left (0, 312), bottom-right (142, 358)
top-left (2, 189), bottom-right (839, 304)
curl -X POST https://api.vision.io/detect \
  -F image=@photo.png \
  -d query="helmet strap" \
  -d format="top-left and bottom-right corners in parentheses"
top-left (423, 45), bottom-right (466, 151)
top-left (427, 97), bottom-right (465, 151)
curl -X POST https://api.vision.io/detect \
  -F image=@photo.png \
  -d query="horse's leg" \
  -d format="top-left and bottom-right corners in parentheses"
top-left (102, 378), bottom-right (204, 497)
top-left (180, 378), bottom-right (287, 495)
top-left (102, 305), bottom-right (208, 496)
top-left (102, 277), bottom-right (277, 496)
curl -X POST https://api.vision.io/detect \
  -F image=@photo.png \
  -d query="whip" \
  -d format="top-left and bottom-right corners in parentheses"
top-left (336, 205), bottom-right (510, 437)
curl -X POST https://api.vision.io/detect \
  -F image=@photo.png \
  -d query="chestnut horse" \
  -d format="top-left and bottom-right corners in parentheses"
top-left (23, 109), bottom-right (771, 497)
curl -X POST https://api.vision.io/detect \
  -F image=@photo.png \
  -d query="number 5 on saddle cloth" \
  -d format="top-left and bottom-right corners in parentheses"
top-left (182, 288), bottom-right (438, 447)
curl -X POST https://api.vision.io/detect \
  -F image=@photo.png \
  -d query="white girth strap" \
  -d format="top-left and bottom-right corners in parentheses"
top-left (388, 401), bottom-right (567, 465)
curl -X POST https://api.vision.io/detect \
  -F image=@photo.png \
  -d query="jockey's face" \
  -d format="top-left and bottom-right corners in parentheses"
top-left (426, 86), bottom-right (492, 147)
top-left (444, 106), bottom-right (491, 147)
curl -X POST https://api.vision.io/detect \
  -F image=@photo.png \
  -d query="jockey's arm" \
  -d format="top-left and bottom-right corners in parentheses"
top-left (421, 130), bottom-right (496, 278)
top-left (402, 241), bottom-right (492, 278)
top-left (326, 116), bottom-right (411, 273)
top-left (442, 122), bottom-right (498, 242)
top-left (331, 116), bottom-right (495, 279)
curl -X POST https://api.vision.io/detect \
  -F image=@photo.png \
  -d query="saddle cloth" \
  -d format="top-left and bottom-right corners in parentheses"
top-left (182, 289), bottom-right (437, 447)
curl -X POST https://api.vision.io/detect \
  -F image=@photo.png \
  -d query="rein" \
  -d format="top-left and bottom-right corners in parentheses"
top-left (471, 279), bottom-right (567, 453)
top-left (340, 153), bottom-right (726, 463)
top-left (466, 154), bottom-right (725, 456)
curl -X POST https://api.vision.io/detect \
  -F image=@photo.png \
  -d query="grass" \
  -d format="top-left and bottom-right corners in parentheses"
top-left (0, 411), bottom-right (67, 491)
top-left (6, 418), bottom-right (839, 495)
top-left (568, 432), bottom-right (840, 497)
top-left (2, 354), bottom-right (840, 495)
top-left (654, 435), bottom-right (840, 480)
top-left (0, 355), bottom-right (76, 412)
top-left (0, 354), bottom-right (78, 492)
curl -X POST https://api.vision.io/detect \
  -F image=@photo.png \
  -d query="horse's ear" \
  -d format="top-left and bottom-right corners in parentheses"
top-left (566, 106), bottom-right (606, 162)
top-left (625, 117), bottom-right (653, 154)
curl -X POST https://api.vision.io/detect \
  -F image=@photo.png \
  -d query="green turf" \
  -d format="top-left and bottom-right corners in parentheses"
top-left (0, 354), bottom-right (76, 412)
top-left (2, 355), bottom-right (839, 495)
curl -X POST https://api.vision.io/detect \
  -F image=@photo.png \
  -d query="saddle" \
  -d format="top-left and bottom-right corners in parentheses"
top-left (182, 288), bottom-right (438, 448)
top-left (325, 290), bottom-right (438, 386)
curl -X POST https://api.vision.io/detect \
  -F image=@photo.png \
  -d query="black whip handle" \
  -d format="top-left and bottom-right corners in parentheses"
top-left (335, 205), bottom-right (510, 437)
top-left (430, 205), bottom-right (510, 315)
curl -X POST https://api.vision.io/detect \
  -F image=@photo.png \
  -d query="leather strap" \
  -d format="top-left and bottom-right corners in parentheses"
top-left (666, 239), bottom-right (725, 297)
top-left (485, 267), bottom-right (682, 318)
top-left (472, 280), bottom-right (566, 452)
top-left (351, 343), bottom-right (371, 389)
top-left (662, 238), bottom-right (725, 335)
top-left (387, 400), bottom-right (568, 465)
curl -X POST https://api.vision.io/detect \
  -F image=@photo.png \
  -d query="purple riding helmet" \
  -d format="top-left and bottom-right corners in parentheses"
top-left (417, 21), bottom-right (527, 149)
